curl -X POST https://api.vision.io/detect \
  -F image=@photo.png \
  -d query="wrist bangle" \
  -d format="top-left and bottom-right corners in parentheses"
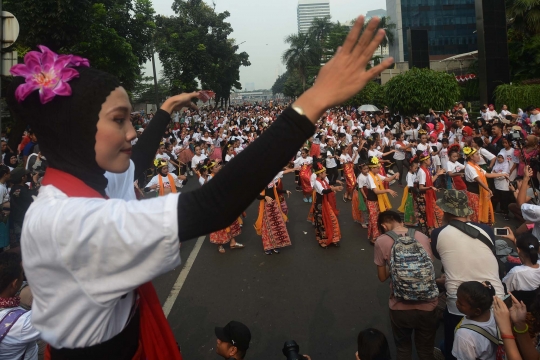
top-left (501, 334), bottom-right (516, 340)
top-left (513, 324), bottom-right (529, 334)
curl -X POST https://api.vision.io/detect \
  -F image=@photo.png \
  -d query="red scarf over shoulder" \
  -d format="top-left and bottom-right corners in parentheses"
top-left (420, 166), bottom-right (437, 227)
top-left (42, 168), bottom-right (182, 360)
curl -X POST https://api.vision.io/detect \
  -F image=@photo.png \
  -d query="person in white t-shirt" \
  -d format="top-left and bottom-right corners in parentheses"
top-left (502, 232), bottom-right (540, 293)
top-left (452, 281), bottom-right (498, 360)
top-left (191, 145), bottom-right (207, 171)
top-left (492, 153), bottom-right (511, 219)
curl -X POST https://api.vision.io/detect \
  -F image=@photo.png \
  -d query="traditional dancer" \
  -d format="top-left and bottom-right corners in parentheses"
top-left (397, 158), bottom-right (418, 226)
top-left (207, 161), bottom-right (244, 253)
top-left (354, 162), bottom-right (370, 228)
top-left (145, 159), bottom-right (187, 196)
top-left (313, 163), bottom-right (343, 248)
top-left (415, 151), bottom-right (444, 235)
top-left (366, 157), bottom-right (399, 243)
top-left (340, 145), bottom-right (358, 202)
top-left (463, 146), bottom-right (508, 224)
top-left (293, 148), bottom-right (314, 202)
top-left (445, 145), bottom-right (466, 190)
top-left (254, 174), bottom-right (292, 255)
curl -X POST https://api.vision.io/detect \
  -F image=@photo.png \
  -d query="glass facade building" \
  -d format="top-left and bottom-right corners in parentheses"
top-left (387, 0), bottom-right (477, 61)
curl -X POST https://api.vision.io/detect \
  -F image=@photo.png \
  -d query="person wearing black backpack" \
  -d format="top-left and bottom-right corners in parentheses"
top-left (430, 190), bottom-right (505, 360)
top-left (374, 210), bottom-right (439, 360)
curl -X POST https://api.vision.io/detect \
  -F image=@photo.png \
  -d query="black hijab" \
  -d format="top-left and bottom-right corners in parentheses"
top-left (7, 67), bottom-right (121, 195)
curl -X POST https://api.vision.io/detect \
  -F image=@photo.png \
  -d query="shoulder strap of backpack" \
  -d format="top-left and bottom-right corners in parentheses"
top-left (407, 228), bottom-right (416, 239)
top-left (448, 220), bottom-right (495, 255)
top-left (385, 230), bottom-right (400, 242)
top-left (458, 324), bottom-right (503, 345)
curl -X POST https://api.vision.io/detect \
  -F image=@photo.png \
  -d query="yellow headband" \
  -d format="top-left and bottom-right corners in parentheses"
top-left (368, 156), bottom-right (380, 168)
top-left (314, 166), bottom-right (326, 174)
top-left (463, 146), bottom-right (477, 158)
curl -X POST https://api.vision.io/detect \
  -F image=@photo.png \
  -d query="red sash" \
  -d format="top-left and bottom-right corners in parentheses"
top-left (420, 166), bottom-right (436, 227)
top-left (42, 168), bottom-right (182, 360)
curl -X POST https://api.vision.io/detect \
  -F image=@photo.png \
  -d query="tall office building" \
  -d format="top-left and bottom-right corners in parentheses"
top-left (297, 0), bottom-right (331, 34)
top-left (386, 0), bottom-right (477, 62)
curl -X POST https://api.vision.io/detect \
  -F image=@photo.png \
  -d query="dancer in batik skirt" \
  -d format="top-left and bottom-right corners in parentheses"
top-left (274, 168), bottom-right (297, 216)
top-left (254, 174), bottom-right (292, 255)
top-left (354, 162), bottom-right (370, 228)
top-left (340, 145), bottom-right (358, 202)
top-left (366, 157), bottom-right (399, 244)
top-left (398, 159), bottom-right (418, 226)
top-left (415, 150), bottom-right (445, 236)
top-left (207, 161), bottom-right (244, 253)
top-left (293, 148), bottom-right (314, 203)
top-left (313, 163), bottom-right (343, 248)
top-left (463, 146), bottom-right (508, 224)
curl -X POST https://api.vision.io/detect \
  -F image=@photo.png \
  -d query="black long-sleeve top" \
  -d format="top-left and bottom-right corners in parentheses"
top-left (178, 108), bottom-right (314, 240)
top-left (131, 107), bottom-right (315, 241)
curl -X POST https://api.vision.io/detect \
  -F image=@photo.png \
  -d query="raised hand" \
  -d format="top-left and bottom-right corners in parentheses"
top-left (293, 16), bottom-right (393, 122)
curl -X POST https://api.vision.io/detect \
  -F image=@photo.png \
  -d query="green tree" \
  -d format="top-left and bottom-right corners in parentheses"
top-left (343, 81), bottom-right (384, 108)
top-left (506, 0), bottom-right (540, 36)
top-left (271, 72), bottom-right (289, 95)
top-left (282, 33), bottom-right (320, 91)
top-left (282, 71), bottom-right (304, 98)
top-left (155, 0), bottom-right (249, 101)
top-left (4, 0), bottom-right (155, 91)
top-left (384, 68), bottom-right (460, 114)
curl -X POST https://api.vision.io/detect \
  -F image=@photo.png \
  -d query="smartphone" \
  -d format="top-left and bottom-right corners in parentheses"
top-left (503, 294), bottom-right (513, 308)
top-left (495, 228), bottom-right (509, 236)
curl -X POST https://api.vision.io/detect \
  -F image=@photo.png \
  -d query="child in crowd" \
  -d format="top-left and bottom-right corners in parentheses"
top-left (446, 145), bottom-right (466, 190)
top-left (452, 281), bottom-right (498, 360)
top-left (356, 163), bottom-right (371, 229)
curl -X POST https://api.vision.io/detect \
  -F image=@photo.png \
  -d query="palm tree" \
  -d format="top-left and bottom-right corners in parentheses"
top-left (362, 16), bottom-right (396, 53)
top-left (308, 16), bottom-right (334, 44)
top-left (282, 33), bottom-right (320, 91)
top-left (506, 0), bottom-right (540, 36)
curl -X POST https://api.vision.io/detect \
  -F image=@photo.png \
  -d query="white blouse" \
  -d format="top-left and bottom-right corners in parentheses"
top-left (22, 165), bottom-right (181, 349)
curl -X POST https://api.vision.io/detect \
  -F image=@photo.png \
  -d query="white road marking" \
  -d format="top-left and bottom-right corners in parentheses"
top-left (162, 235), bottom-right (206, 318)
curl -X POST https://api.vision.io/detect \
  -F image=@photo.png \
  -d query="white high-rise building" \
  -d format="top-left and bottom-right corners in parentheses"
top-left (297, 0), bottom-right (330, 34)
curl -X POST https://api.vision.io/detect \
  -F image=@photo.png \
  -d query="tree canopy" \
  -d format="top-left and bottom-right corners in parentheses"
top-left (154, 0), bottom-right (250, 107)
top-left (5, 0), bottom-right (156, 91)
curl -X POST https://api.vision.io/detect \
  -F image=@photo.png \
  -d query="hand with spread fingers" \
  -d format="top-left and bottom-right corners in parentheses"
top-left (293, 16), bottom-right (393, 122)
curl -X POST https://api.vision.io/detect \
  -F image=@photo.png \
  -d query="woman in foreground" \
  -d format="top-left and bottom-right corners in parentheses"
top-left (7, 16), bottom-right (392, 360)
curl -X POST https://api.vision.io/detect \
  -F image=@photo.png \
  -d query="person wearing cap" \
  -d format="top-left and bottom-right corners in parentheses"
top-left (430, 190), bottom-right (504, 360)
top-left (215, 321), bottom-right (251, 359)
top-left (8, 167), bottom-right (39, 249)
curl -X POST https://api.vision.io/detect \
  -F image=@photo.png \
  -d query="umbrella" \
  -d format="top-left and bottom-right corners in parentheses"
top-left (358, 104), bottom-right (380, 112)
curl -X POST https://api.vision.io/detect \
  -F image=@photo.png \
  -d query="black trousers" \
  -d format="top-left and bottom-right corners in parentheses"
top-left (326, 166), bottom-right (338, 184)
top-left (494, 189), bottom-right (513, 213)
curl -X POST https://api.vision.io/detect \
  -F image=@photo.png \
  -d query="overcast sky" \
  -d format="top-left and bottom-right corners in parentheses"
top-left (145, 0), bottom-right (386, 90)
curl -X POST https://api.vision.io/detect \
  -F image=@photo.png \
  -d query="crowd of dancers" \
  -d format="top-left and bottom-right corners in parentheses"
top-left (145, 100), bottom-right (529, 256)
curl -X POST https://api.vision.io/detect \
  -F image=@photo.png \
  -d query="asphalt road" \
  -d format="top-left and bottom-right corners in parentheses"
top-left (152, 171), bottom-right (516, 360)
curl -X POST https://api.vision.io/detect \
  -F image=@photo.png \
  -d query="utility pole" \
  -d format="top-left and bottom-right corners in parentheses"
top-left (151, 46), bottom-right (160, 112)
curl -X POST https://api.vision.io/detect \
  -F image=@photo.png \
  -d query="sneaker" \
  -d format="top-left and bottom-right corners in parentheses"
top-left (308, 197), bottom-right (312, 203)
top-left (272, 249), bottom-right (280, 254)
top-left (265, 250), bottom-right (272, 255)
top-left (303, 198), bottom-right (308, 203)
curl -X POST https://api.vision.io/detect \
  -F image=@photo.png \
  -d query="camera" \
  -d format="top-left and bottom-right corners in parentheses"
top-left (510, 129), bottom-right (523, 141)
top-left (282, 340), bottom-right (307, 360)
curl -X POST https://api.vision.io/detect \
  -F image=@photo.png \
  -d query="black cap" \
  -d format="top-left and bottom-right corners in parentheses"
top-left (215, 321), bottom-right (251, 351)
top-left (10, 167), bottom-right (31, 183)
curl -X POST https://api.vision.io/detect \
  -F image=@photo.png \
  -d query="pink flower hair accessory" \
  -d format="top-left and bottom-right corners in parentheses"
top-left (10, 45), bottom-right (90, 104)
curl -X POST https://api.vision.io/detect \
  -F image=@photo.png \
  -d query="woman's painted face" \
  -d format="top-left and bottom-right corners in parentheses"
top-left (95, 87), bottom-right (137, 173)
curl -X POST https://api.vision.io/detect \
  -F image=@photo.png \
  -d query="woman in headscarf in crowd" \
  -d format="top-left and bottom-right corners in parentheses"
top-left (4, 152), bottom-right (20, 170)
top-left (6, 17), bottom-right (390, 359)
top-left (463, 146), bottom-right (508, 224)
top-left (416, 150), bottom-right (445, 235)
